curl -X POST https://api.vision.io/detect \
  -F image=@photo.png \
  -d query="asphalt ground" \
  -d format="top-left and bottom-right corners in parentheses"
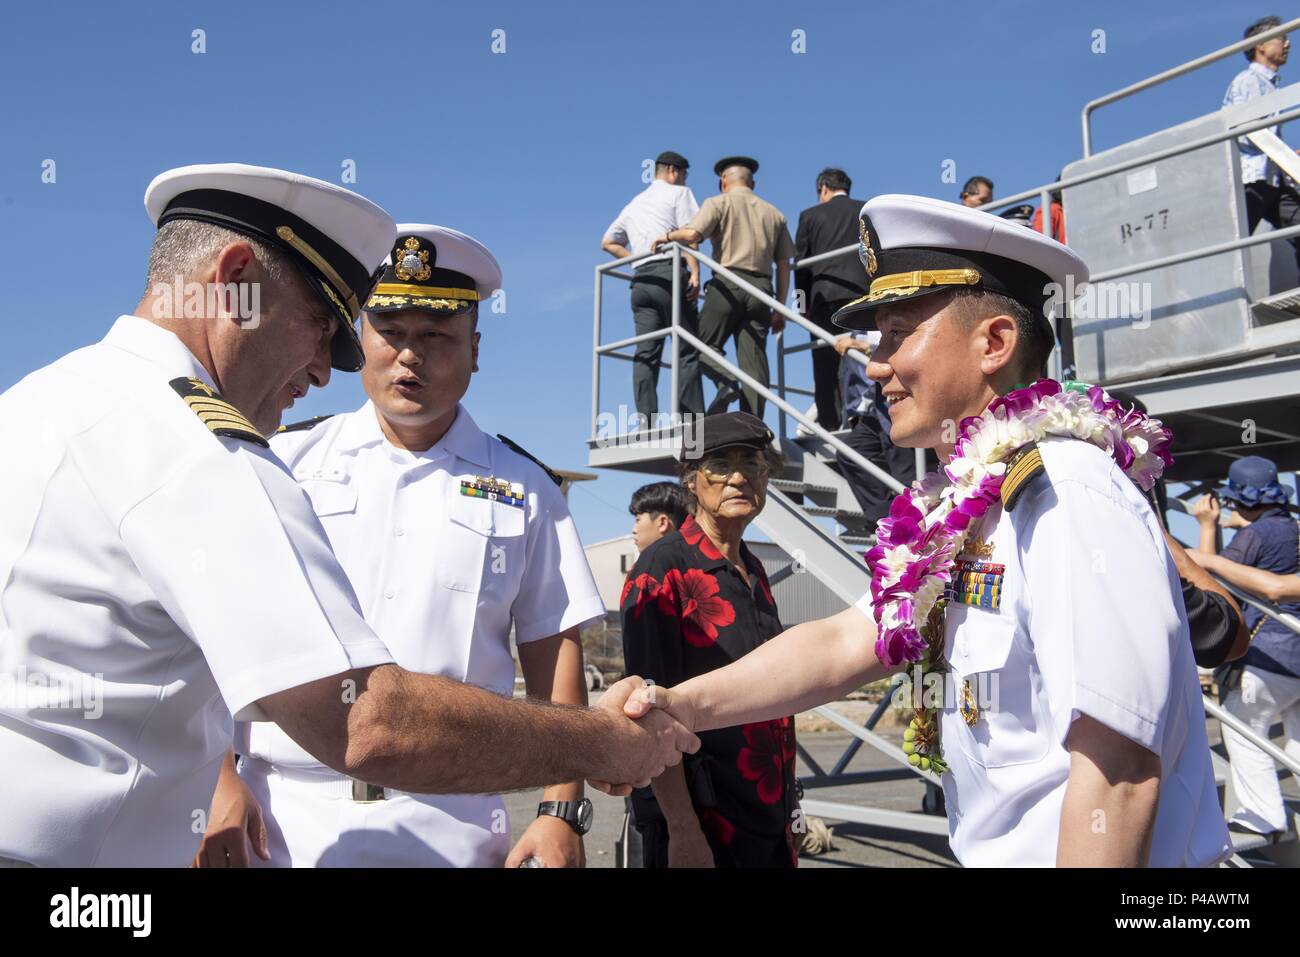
top-left (506, 695), bottom-right (1298, 868)
top-left (504, 700), bottom-right (959, 868)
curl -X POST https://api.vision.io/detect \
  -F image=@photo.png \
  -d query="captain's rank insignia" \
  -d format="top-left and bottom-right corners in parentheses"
top-left (1001, 442), bottom-right (1045, 512)
top-left (169, 377), bottom-right (269, 448)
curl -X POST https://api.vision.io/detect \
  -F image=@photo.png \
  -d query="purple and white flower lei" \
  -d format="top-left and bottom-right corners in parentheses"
top-left (865, 379), bottom-right (1174, 668)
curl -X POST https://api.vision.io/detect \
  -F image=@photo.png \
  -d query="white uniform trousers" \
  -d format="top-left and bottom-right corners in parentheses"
top-left (238, 756), bottom-right (511, 867)
top-left (1223, 665), bottom-right (1300, 834)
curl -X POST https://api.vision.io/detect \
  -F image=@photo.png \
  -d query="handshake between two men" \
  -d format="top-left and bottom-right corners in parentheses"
top-left (588, 678), bottom-right (696, 795)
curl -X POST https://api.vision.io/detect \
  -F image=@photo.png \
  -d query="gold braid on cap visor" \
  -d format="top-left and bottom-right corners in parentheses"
top-left (370, 282), bottom-right (480, 301)
top-left (275, 226), bottom-right (360, 319)
top-left (856, 267), bottom-right (983, 304)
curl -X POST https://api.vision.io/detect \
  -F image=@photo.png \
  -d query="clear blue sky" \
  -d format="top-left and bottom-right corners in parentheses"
top-left (0, 0), bottom-right (1279, 546)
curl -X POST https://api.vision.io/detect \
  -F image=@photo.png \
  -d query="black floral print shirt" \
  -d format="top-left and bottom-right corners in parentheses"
top-left (620, 515), bottom-right (799, 867)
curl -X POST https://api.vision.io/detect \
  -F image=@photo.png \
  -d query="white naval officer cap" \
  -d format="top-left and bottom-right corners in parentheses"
top-left (364, 223), bottom-right (502, 316)
top-left (144, 163), bottom-right (397, 372)
top-left (832, 193), bottom-right (1089, 332)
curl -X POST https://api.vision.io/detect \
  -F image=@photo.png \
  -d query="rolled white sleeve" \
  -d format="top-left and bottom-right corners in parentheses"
top-left (603, 209), bottom-right (629, 246)
top-left (1018, 479), bottom-right (1179, 754)
top-left (510, 480), bottom-right (605, 643)
top-left (119, 442), bottom-right (393, 721)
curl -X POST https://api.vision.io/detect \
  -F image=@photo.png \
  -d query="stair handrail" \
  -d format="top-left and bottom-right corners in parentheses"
top-left (1167, 502), bottom-right (1300, 638)
top-left (778, 99), bottom-right (1300, 292)
top-left (590, 242), bottom-right (905, 494)
top-left (1081, 16), bottom-right (1300, 156)
top-left (678, 243), bottom-right (906, 495)
top-left (1204, 695), bottom-right (1300, 779)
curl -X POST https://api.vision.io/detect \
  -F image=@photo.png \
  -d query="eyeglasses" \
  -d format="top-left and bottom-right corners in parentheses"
top-left (698, 454), bottom-right (772, 483)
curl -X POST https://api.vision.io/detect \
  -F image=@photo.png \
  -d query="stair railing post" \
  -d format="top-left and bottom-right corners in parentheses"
top-left (671, 243), bottom-right (681, 427)
top-left (591, 265), bottom-right (602, 442)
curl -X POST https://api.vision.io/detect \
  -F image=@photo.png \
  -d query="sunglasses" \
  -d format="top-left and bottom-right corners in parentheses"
top-left (698, 453), bottom-right (772, 483)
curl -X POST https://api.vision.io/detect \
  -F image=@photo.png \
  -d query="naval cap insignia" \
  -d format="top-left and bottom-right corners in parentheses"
top-left (394, 236), bottom-right (432, 283)
top-left (859, 218), bottom-right (878, 278)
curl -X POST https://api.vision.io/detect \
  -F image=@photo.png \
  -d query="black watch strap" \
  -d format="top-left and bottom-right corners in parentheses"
top-left (537, 799), bottom-right (591, 835)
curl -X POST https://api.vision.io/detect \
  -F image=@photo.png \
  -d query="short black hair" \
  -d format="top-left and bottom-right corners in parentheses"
top-left (1244, 16), bottom-right (1284, 61)
top-left (816, 167), bottom-right (852, 193)
top-left (948, 287), bottom-right (1054, 381)
top-left (961, 175), bottom-right (994, 198)
top-left (629, 481), bottom-right (691, 528)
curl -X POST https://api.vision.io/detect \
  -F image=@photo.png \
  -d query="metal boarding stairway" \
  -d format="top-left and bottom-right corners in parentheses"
top-left (590, 242), bottom-right (1300, 863)
top-left (587, 20), bottom-right (1300, 864)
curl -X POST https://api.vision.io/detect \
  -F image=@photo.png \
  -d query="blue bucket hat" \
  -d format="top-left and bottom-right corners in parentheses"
top-left (1217, 455), bottom-right (1294, 507)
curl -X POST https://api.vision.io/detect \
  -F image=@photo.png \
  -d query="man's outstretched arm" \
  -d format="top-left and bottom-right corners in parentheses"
top-left (259, 669), bottom-right (697, 796)
top-left (625, 604), bottom-right (887, 733)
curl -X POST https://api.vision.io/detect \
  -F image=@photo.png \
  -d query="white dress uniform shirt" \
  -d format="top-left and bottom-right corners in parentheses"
top-left (603, 180), bottom-right (700, 258)
top-left (238, 401), bottom-right (605, 867)
top-left (861, 438), bottom-right (1233, 867)
top-left (0, 316), bottom-right (393, 867)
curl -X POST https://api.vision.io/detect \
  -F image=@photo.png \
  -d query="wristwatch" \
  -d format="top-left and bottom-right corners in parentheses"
top-left (537, 798), bottom-right (593, 835)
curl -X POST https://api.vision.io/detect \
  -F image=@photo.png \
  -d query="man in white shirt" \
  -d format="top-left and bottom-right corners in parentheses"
top-left (613, 195), bottom-right (1233, 867)
top-left (198, 225), bottom-right (605, 867)
top-left (0, 165), bottom-right (695, 867)
top-left (1224, 15), bottom-right (1300, 270)
top-left (602, 151), bottom-right (704, 424)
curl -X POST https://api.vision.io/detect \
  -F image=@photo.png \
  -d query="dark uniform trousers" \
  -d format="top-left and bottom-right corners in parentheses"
top-left (630, 260), bottom-right (705, 420)
top-left (697, 269), bottom-right (773, 418)
top-left (809, 297), bottom-right (853, 431)
top-left (1245, 180), bottom-right (1300, 272)
top-left (837, 413), bottom-right (931, 527)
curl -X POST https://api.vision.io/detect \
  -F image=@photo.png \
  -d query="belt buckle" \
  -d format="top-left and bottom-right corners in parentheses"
top-left (351, 779), bottom-right (386, 803)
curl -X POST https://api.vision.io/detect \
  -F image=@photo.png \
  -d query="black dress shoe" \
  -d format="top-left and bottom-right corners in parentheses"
top-left (707, 385), bottom-right (741, 415)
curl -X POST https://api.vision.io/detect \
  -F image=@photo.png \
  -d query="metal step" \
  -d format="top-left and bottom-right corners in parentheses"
top-left (1250, 284), bottom-right (1300, 323)
top-left (1229, 828), bottom-right (1290, 855)
top-left (801, 504), bottom-right (867, 522)
top-left (770, 477), bottom-right (838, 496)
top-left (840, 534), bottom-right (875, 547)
top-left (753, 487), bottom-right (873, 606)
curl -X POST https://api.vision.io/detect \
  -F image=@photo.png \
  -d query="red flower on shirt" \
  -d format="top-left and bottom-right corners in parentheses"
top-left (680, 517), bottom-right (724, 561)
top-left (657, 568), bottom-right (736, 647)
top-left (621, 573), bottom-right (661, 620)
top-left (737, 719), bottom-right (794, 805)
top-left (697, 808), bottom-right (735, 847)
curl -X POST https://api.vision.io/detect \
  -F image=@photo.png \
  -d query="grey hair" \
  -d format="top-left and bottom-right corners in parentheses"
top-left (721, 165), bottom-right (754, 187)
top-left (144, 219), bottom-right (296, 295)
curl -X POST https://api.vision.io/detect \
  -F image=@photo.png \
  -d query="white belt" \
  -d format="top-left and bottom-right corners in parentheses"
top-left (243, 756), bottom-right (402, 803)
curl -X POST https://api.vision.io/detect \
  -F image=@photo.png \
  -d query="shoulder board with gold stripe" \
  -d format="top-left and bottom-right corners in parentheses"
top-left (169, 377), bottom-right (268, 448)
top-left (496, 433), bottom-right (562, 487)
top-left (277, 415), bottom-right (334, 434)
top-left (1000, 443), bottom-right (1045, 512)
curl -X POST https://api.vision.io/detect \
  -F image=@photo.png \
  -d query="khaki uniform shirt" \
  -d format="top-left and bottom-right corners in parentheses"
top-left (687, 186), bottom-right (795, 274)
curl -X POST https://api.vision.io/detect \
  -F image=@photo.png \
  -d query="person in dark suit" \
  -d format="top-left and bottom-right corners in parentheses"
top-left (793, 169), bottom-right (868, 431)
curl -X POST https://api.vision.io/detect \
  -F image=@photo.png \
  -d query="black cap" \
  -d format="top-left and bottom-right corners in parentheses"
top-left (655, 151), bottom-right (690, 170)
top-left (685, 412), bottom-right (775, 461)
top-left (713, 156), bottom-right (759, 177)
top-left (365, 233), bottom-right (479, 316)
